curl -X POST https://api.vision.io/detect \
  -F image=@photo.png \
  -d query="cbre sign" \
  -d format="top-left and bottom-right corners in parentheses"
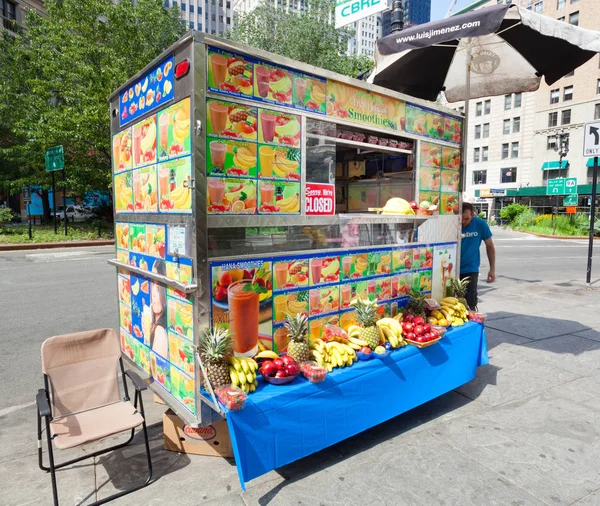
top-left (335, 0), bottom-right (387, 28)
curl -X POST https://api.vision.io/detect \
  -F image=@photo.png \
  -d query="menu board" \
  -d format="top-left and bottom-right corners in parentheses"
top-left (207, 46), bottom-right (326, 114)
top-left (208, 242), bottom-right (455, 354)
top-left (405, 103), bottom-right (461, 145)
top-left (112, 97), bottom-right (192, 215)
top-left (116, 220), bottom-right (196, 415)
top-left (119, 56), bottom-right (175, 127)
top-left (418, 142), bottom-right (459, 215)
top-left (206, 98), bottom-right (302, 215)
top-left (326, 80), bottom-right (405, 131)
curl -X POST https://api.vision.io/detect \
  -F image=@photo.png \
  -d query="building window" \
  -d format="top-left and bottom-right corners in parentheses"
top-left (1, 0), bottom-right (17, 22)
top-left (565, 70), bottom-right (575, 77)
top-left (548, 112), bottom-right (558, 127)
top-left (190, 20), bottom-right (194, 29)
top-left (511, 142), bottom-right (519, 158)
top-left (597, 79), bottom-right (600, 94)
top-left (534, 1), bottom-right (543, 13)
top-left (561, 109), bottom-right (571, 125)
top-left (550, 89), bottom-right (560, 104)
top-left (476, 102), bottom-right (482, 116)
top-left (473, 170), bottom-right (487, 185)
top-left (571, 0), bottom-right (579, 3)
top-left (501, 168), bottom-right (517, 183)
top-left (504, 94), bottom-right (512, 110)
top-left (482, 146), bottom-right (489, 162)
top-left (181, 2), bottom-right (186, 11)
top-left (513, 117), bottom-right (520, 133)
top-left (474, 147), bottom-right (480, 163)
top-left (484, 99), bottom-right (491, 114)
top-left (474, 125), bottom-right (481, 139)
top-left (563, 86), bottom-right (573, 101)
top-left (513, 93), bottom-right (522, 108)
top-left (547, 135), bottom-right (557, 150)
top-left (483, 123), bottom-right (490, 138)
top-left (190, 4), bottom-right (194, 12)
top-left (501, 143), bottom-right (509, 159)
top-left (558, 16), bottom-right (565, 21)
top-left (569, 11), bottom-right (579, 25)
top-left (503, 119), bottom-right (510, 135)
top-left (226, 16), bottom-right (230, 24)
top-left (198, 22), bottom-right (202, 30)
top-left (595, 104), bottom-right (600, 120)
top-left (557, 0), bottom-right (565, 8)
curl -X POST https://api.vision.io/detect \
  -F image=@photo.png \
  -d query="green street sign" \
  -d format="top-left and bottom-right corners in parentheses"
top-left (546, 177), bottom-right (577, 195)
top-left (45, 146), bottom-right (64, 172)
top-left (564, 194), bottom-right (578, 206)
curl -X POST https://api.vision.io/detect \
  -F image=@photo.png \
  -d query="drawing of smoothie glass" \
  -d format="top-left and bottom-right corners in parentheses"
top-left (228, 280), bottom-right (259, 357)
top-left (255, 66), bottom-right (270, 98)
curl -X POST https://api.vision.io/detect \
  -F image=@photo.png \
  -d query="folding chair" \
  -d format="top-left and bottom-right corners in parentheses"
top-left (36, 328), bottom-right (153, 506)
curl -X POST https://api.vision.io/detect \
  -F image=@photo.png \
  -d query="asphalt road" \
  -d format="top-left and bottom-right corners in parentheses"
top-left (0, 228), bottom-right (598, 411)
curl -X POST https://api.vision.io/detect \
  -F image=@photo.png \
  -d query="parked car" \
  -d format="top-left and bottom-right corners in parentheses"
top-left (53, 205), bottom-right (94, 222)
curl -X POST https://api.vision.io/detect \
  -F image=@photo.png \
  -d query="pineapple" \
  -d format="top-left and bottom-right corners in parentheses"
top-left (450, 278), bottom-right (470, 309)
top-left (352, 297), bottom-right (380, 350)
top-left (198, 327), bottom-right (232, 390)
top-left (284, 313), bottom-right (311, 363)
top-left (407, 289), bottom-right (427, 318)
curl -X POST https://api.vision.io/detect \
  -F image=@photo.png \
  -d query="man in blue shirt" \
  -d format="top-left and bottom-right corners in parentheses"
top-left (460, 203), bottom-right (496, 309)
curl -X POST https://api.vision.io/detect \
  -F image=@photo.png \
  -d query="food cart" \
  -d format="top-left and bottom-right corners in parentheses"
top-left (108, 32), bottom-right (487, 490)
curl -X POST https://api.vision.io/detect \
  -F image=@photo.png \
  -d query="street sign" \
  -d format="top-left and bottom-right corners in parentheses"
top-left (583, 121), bottom-right (600, 157)
top-left (21, 186), bottom-right (31, 203)
top-left (564, 194), bottom-right (578, 206)
top-left (566, 206), bottom-right (577, 214)
top-left (546, 177), bottom-right (577, 195)
top-left (45, 145), bottom-right (64, 172)
top-left (335, 0), bottom-right (387, 28)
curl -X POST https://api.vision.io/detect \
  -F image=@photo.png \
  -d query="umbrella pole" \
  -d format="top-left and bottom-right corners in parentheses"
top-left (459, 45), bottom-right (472, 197)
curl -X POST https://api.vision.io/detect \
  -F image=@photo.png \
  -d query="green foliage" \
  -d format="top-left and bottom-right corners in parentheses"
top-left (477, 212), bottom-right (486, 220)
top-left (512, 208), bottom-right (536, 229)
top-left (0, 223), bottom-right (114, 244)
top-left (510, 212), bottom-right (594, 237)
top-left (500, 203), bottom-right (529, 223)
top-left (0, 0), bottom-right (185, 194)
top-left (0, 207), bottom-right (16, 225)
top-left (227, 0), bottom-right (373, 77)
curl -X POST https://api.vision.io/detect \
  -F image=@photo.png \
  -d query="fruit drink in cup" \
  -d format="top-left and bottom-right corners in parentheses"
top-left (255, 66), bottom-right (270, 97)
top-left (311, 259), bottom-right (322, 284)
top-left (159, 113), bottom-right (170, 150)
top-left (341, 284), bottom-right (351, 305)
top-left (274, 262), bottom-right (288, 288)
top-left (295, 78), bottom-right (306, 103)
top-left (274, 327), bottom-right (289, 352)
top-left (342, 256), bottom-right (352, 277)
top-left (210, 141), bottom-right (227, 169)
top-left (209, 102), bottom-right (228, 133)
top-left (274, 295), bottom-right (288, 321)
top-left (210, 53), bottom-right (228, 86)
top-left (260, 113), bottom-right (276, 142)
top-left (228, 280), bottom-right (259, 356)
top-left (208, 179), bottom-right (226, 204)
top-left (260, 182), bottom-right (275, 204)
top-left (259, 146), bottom-right (275, 177)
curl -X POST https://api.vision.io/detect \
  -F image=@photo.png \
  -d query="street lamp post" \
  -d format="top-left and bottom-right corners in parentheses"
top-left (553, 132), bottom-right (570, 228)
top-left (390, 0), bottom-right (404, 34)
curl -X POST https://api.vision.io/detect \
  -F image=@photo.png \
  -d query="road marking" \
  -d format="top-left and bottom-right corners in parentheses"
top-left (0, 401), bottom-right (35, 417)
top-left (25, 251), bottom-right (113, 263)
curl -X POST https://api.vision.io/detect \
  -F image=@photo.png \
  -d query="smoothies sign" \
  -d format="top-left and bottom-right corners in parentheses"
top-left (327, 80), bottom-right (404, 132)
top-left (305, 183), bottom-right (335, 215)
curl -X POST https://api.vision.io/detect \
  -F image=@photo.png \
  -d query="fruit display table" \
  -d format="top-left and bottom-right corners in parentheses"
top-left (224, 321), bottom-right (488, 490)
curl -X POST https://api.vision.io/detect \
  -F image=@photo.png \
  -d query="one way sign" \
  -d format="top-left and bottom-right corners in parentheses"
top-left (583, 121), bottom-right (600, 157)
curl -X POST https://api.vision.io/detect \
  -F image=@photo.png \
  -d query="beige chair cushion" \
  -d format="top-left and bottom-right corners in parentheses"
top-left (50, 400), bottom-right (144, 450)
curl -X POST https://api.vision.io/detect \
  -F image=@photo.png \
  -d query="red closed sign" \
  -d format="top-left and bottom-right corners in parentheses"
top-left (305, 183), bottom-right (335, 215)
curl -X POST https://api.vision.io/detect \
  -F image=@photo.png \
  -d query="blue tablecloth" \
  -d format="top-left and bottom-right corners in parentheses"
top-left (226, 322), bottom-right (488, 490)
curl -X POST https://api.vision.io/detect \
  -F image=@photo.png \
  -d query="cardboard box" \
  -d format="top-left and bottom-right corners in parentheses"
top-left (163, 409), bottom-right (233, 458)
top-left (153, 394), bottom-right (166, 405)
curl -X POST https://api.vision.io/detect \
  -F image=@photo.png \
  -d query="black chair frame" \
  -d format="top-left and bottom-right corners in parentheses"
top-left (36, 358), bottom-right (153, 506)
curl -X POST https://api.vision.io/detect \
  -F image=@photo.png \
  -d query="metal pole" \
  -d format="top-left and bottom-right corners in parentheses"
top-left (62, 168), bottom-right (67, 236)
top-left (27, 203), bottom-right (32, 240)
top-left (390, 0), bottom-right (404, 33)
top-left (586, 156), bottom-right (598, 287)
top-left (52, 171), bottom-right (57, 234)
top-left (459, 42), bottom-right (471, 196)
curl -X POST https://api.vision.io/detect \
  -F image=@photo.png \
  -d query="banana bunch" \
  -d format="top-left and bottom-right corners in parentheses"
top-left (380, 198), bottom-right (415, 215)
top-left (273, 156), bottom-right (300, 178)
top-left (439, 297), bottom-right (468, 327)
top-left (119, 184), bottom-right (132, 208)
top-left (277, 192), bottom-right (299, 213)
top-left (346, 325), bottom-right (377, 350)
top-left (287, 299), bottom-right (307, 316)
top-left (254, 350), bottom-right (279, 360)
top-left (228, 357), bottom-right (259, 393)
top-left (179, 306), bottom-right (193, 326)
top-left (170, 185), bottom-right (191, 209)
top-left (376, 318), bottom-right (406, 348)
top-left (310, 338), bottom-right (357, 372)
top-left (310, 85), bottom-right (326, 104)
top-left (233, 148), bottom-right (256, 170)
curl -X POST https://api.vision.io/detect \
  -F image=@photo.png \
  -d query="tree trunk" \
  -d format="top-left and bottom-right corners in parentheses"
top-left (42, 189), bottom-right (51, 224)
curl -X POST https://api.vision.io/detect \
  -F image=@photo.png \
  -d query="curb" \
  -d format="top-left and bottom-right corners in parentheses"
top-left (519, 230), bottom-right (600, 240)
top-left (0, 240), bottom-right (115, 251)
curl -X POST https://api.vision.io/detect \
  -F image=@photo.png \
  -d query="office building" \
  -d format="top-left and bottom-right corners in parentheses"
top-left (381, 0), bottom-right (431, 38)
top-left (0, 0), bottom-right (44, 33)
top-left (165, 0), bottom-right (232, 35)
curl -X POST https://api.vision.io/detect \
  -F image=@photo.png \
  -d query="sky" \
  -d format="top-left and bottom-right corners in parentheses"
top-left (430, 0), bottom-right (477, 21)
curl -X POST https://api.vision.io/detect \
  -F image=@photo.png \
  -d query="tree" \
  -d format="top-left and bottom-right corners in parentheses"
top-left (227, 0), bottom-right (373, 78)
top-left (0, 0), bottom-right (185, 196)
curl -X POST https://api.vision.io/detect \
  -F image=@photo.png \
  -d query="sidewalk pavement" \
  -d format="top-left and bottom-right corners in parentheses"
top-left (1, 280), bottom-right (599, 506)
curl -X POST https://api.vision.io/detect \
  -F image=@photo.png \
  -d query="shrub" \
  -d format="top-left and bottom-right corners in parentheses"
top-left (500, 204), bottom-right (529, 223)
top-left (513, 208), bottom-right (537, 229)
top-left (0, 207), bottom-right (16, 226)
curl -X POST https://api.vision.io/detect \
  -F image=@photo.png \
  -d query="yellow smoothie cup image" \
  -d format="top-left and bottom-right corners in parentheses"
top-left (259, 146), bottom-right (275, 177)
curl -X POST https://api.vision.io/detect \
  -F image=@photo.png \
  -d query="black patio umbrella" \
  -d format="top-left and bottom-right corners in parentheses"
top-left (369, 3), bottom-right (600, 102)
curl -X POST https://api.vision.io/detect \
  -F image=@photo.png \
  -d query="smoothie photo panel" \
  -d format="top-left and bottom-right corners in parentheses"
top-left (420, 142), bottom-right (442, 168)
top-left (293, 74), bottom-right (327, 114)
top-left (308, 314), bottom-right (339, 344)
top-left (168, 331), bottom-right (195, 376)
top-left (309, 285), bottom-right (340, 318)
top-left (206, 99), bottom-right (257, 141)
top-left (207, 177), bottom-right (257, 215)
top-left (258, 145), bottom-right (301, 181)
top-left (132, 115), bottom-right (157, 169)
top-left (167, 296), bottom-right (194, 341)
top-left (340, 252), bottom-right (368, 280)
top-left (309, 256), bottom-right (340, 286)
top-left (441, 170), bottom-right (460, 192)
top-left (442, 146), bottom-right (460, 170)
top-left (207, 47), bottom-right (254, 99)
top-left (392, 248), bottom-right (413, 273)
top-left (133, 165), bottom-right (158, 213)
top-left (170, 365), bottom-right (196, 415)
top-left (253, 62), bottom-right (293, 106)
top-left (440, 193), bottom-right (460, 215)
top-left (257, 181), bottom-right (300, 214)
top-left (114, 172), bottom-right (133, 213)
top-left (115, 222), bottom-right (130, 250)
top-left (112, 128), bottom-right (132, 174)
top-left (157, 97), bottom-right (192, 162)
top-left (367, 250), bottom-right (392, 276)
top-left (273, 290), bottom-right (309, 324)
top-left (210, 260), bottom-right (273, 357)
top-left (257, 109), bottom-right (301, 147)
top-left (419, 166), bottom-right (441, 192)
top-left (272, 258), bottom-right (309, 291)
top-left (206, 138), bottom-right (257, 179)
top-left (158, 156), bottom-right (192, 213)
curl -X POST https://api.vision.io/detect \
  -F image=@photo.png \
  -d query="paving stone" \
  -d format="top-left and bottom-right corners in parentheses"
top-left (572, 328), bottom-right (600, 342)
top-left (486, 314), bottom-right (589, 340)
top-left (572, 489), bottom-right (600, 505)
top-left (432, 390), bottom-right (600, 505)
top-left (242, 431), bottom-right (545, 506)
top-left (483, 327), bottom-right (533, 350)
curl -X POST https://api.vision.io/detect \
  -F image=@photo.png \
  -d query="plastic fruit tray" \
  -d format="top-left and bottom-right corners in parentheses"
top-left (405, 336), bottom-right (442, 348)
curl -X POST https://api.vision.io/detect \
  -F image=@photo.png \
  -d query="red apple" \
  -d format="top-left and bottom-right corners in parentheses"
top-left (281, 355), bottom-right (296, 366)
top-left (214, 285), bottom-right (228, 302)
top-left (409, 200), bottom-right (418, 210)
top-left (414, 325), bottom-right (424, 336)
top-left (260, 361), bottom-right (277, 377)
top-left (416, 336), bottom-right (425, 343)
top-left (423, 324), bottom-right (431, 333)
top-left (405, 314), bottom-right (414, 322)
top-left (407, 332), bottom-right (416, 341)
top-left (413, 316), bottom-right (425, 326)
top-left (218, 271), bottom-right (232, 287)
top-left (360, 346), bottom-right (372, 354)
top-left (403, 322), bottom-right (414, 333)
top-left (273, 358), bottom-right (284, 370)
top-left (275, 370), bottom-right (287, 378)
top-left (285, 363), bottom-right (300, 376)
